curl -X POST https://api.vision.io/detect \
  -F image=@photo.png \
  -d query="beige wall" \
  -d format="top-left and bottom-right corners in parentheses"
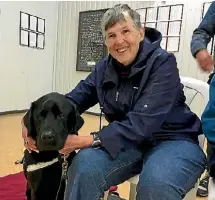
top-left (0, 1), bottom-right (211, 114)
top-left (0, 1), bottom-right (57, 112)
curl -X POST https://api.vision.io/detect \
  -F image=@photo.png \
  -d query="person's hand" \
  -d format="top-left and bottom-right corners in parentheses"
top-left (21, 119), bottom-right (39, 153)
top-left (196, 49), bottom-right (214, 72)
top-left (59, 135), bottom-right (93, 155)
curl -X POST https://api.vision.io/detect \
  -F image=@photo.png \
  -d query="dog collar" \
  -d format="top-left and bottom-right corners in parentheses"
top-left (27, 157), bottom-right (59, 172)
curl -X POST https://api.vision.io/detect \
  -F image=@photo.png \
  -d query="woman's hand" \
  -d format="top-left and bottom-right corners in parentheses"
top-left (59, 135), bottom-right (93, 155)
top-left (21, 119), bottom-right (39, 153)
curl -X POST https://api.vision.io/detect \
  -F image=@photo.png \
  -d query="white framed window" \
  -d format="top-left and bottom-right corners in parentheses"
top-left (136, 4), bottom-right (184, 52)
top-left (20, 11), bottom-right (45, 49)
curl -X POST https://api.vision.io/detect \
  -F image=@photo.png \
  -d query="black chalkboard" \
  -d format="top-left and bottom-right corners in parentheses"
top-left (76, 9), bottom-right (108, 72)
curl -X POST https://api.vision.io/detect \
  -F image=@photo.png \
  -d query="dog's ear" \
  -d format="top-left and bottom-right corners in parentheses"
top-left (67, 103), bottom-right (84, 134)
top-left (23, 102), bottom-right (37, 137)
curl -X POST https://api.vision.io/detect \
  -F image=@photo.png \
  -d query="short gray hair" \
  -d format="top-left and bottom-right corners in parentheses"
top-left (101, 4), bottom-right (141, 39)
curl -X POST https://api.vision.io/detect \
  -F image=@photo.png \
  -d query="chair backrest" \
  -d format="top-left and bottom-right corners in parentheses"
top-left (180, 76), bottom-right (209, 149)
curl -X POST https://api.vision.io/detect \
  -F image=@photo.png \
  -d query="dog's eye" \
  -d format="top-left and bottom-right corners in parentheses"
top-left (37, 114), bottom-right (43, 120)
top-left (37, 110), bottom-right (46, 120)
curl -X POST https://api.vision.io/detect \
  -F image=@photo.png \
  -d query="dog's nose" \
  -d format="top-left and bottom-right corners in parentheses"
top-left (41, 131), bottom-right (55, 141)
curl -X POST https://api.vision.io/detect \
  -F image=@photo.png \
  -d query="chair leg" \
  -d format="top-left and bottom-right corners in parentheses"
top-left (129, 183), bottom-right (137, 200)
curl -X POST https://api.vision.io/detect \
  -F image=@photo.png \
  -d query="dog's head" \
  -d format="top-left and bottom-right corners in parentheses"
top-left (23, 92), bottom-right (84, 151)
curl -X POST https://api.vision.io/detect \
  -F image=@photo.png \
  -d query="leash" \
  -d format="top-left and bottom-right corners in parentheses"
top-left (62, 154), bottom-right (69, 181)
top-left (56, 154), bottom-right (70, 200)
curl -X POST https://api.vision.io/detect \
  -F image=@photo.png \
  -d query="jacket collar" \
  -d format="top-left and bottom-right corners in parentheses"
top-left (102, 56), bottom-right (119, 86)
top-left (101, 27), bottom-right (162, 87)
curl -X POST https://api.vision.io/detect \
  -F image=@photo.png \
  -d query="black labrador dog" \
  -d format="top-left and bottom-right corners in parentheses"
top-left (22, 92), bottom-right (84, 200)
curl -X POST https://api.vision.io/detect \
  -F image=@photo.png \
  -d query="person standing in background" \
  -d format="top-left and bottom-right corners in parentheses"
top-left (190, 1), bottom-right (215, 197)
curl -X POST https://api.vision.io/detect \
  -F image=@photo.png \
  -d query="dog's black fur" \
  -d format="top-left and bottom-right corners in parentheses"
top-left (22, 92), bottom-right (84, 200)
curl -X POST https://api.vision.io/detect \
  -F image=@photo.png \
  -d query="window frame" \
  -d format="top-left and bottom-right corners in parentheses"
top-left (136, 4), bottom-right (184, 52)
top-left (19, 11), bottom-right (45, 50)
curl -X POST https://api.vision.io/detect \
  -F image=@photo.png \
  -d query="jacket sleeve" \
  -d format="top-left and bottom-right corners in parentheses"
top-left (202, 76), bottom-right (215, 147)
top-left (65, 69), bottom-right (99, 114)
top-left (190, 2), bottom-right (215, 57)
top-left (202, 75), bottom-right (215, 177)
top-left (98, 54), bottom-right (180, 159)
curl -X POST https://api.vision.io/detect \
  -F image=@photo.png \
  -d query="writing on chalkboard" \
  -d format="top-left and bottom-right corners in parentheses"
top-left (76, 9), bottom-right (108, 72)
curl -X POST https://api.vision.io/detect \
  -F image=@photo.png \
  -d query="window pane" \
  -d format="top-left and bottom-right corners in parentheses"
top-left (170, 5), bottom-right (183, 20)
top-left (157, 22), bottom-right (168, 36)
top-left (158, 6), bottom-right (169, 21)
top-left (161, 37), bottom-right (167, 50)
top-left (137, 9), bottom-right (146, 23)
top-left (21, 13), bottom-right (29, 29)
top-left (167, 37), bottom-right (180, 52)
top-left (168, 21), bottom-right (181, 36)
top-left (146, 7), bottom-right (157, 22)
top-left (29, 32), bottom-right (37, 47)
top-left (20, 30), bottom-right (28, 46)
top-left (38, 18), bottom-right (45, 33)
top-left (37, 34), bottom-right (44, 48)
top-left (30, 16), bottom-right (37, 31)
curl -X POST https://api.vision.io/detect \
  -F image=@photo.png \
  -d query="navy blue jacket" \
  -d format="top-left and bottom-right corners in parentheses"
top-left (66, 28), bottom-right (202, 159)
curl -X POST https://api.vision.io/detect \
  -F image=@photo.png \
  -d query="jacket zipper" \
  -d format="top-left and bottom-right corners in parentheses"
top-left (129, 86), bottom-right (139, 110)
top-left (116, 91), bottom-right (119, 101)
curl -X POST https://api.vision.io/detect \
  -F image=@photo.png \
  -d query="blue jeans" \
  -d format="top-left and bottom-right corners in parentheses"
top-left (64, 140), bottom-right (206, 200)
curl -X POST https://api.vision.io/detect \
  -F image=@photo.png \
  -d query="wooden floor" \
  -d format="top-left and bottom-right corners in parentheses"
top-left (0, 112), bottom-right (206, 200)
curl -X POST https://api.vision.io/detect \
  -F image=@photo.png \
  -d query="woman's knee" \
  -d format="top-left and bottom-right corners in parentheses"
top-left (136, 179), bottom-right (183, 200)
top-left (67, 148), bottom-right (105, 191)
top-left (68, 148), bottom-right (99, 175)
top-left (66, 148), bottom-right (110, 199)
top-left (135, 141), bottom-right (206, 200)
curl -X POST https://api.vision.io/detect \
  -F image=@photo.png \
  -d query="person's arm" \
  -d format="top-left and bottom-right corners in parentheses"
top-left (54, 64), bottom-right (102, 155)
top-left (97, 53), bottom-right (180, 159)
top-left (191, 2), bottom-right (215, 57)
top-left (65, 68), bottom-right (99, 115)
top-left (190, 2), bottom-right (215, 72)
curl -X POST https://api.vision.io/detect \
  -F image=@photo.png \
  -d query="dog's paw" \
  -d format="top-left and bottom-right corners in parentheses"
top-left (15, 157), bottom-right (24, 165)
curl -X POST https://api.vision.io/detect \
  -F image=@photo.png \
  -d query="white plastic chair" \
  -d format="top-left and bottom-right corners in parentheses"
top-left (103, 76), bottom-right (210, 200)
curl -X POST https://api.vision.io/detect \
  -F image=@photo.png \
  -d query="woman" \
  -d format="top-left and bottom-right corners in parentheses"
top-left (22, 4), bottom-right (206, 200)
